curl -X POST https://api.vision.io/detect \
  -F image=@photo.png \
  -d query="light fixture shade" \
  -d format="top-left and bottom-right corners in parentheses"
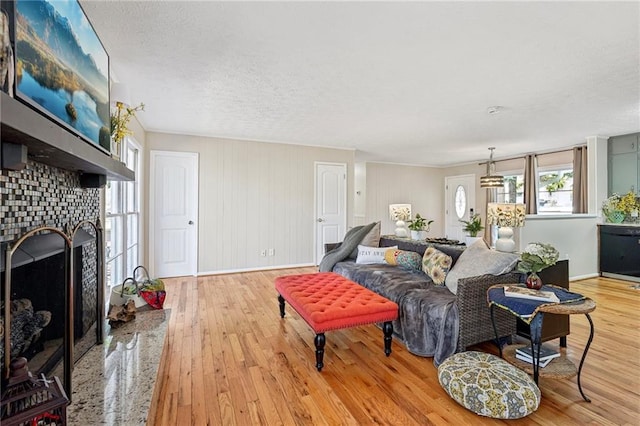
top-left (487, 203), bottom-right (526, 227)
top-left (389, 204), bottom-right (411, 221)
top-left (110, 82), bottom-right (131, 107)
top-left (480, 147), bottom-right (504, 188)
top-left (480, 175), bottom-right (504, 188)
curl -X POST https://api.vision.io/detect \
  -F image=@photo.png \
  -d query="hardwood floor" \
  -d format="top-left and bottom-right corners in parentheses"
top-left (148, 269), bottom-right (640, 425)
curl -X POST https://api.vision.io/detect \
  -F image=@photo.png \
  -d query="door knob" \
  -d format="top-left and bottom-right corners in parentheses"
top-left (188, 220), bottom-right (194, 225)
top-left (317, 218), bottom-right (324, 222)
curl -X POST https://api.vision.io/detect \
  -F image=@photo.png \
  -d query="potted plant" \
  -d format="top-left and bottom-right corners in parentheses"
top-left (459, 214), bottom-right (484, 246)
top-left (407, 214), bottom-right (434, 240)
top-left (517, 242), bottom-right (560, 289)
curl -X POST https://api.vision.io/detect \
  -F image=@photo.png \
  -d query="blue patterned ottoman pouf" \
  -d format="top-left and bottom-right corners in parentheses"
top-left (438, 351), bottom-right (541, 419)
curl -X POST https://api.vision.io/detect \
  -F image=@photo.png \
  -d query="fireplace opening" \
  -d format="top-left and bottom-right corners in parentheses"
top-left (1, 228), bottom-right (98, 395)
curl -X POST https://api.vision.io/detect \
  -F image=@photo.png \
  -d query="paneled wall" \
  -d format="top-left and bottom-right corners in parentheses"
top-left (145, 132), bottom-right (354, 274)
top-left (141, 131), bottom-right (604, 278)
top-left (364, 162), bottom-right (444, 236)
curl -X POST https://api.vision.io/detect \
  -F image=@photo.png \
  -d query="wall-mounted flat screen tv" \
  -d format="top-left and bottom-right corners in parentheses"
top-left (14, 0), bottom-right (110, 153)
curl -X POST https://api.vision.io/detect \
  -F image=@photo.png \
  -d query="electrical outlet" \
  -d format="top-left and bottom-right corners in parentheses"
top-left (268, 248), bottom-right (275, 256)
top-left (260, 250), bottom-right (267, 257)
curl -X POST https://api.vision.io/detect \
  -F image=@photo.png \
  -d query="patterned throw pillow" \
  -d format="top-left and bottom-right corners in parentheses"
top-left (384, 249), bottom-right (401, 265)
top-left (385, 249), bottom-right (423, 271)
top-left (422, 246), bottom-right (453, 285)
top-left (356, 245), bottom-right (397, 264)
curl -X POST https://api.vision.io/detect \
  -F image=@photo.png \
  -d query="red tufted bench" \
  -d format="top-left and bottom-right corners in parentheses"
top-left (275, 272), bottom-right (399, 371)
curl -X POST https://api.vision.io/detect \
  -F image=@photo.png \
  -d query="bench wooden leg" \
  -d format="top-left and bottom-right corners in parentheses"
top-left (315, 333), bottom-right (326, 371)
top-left (383, 321), bottom-right (393, 356)
top-left (278, 294), bottom-right (285, 318)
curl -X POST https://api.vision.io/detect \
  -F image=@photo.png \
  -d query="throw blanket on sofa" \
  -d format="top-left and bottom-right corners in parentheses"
top-left (332, 261), bottom-right (459, 366)
top-left (318, 222), bottom-right (376, 272)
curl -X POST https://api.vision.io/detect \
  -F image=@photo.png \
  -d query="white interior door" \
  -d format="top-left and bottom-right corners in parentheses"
top-left (150, 151), bottom-right (199, 278)
top-left (445, 174), bottom-right (476, 242)
top-left (315, 163), bottom-right (347, 264)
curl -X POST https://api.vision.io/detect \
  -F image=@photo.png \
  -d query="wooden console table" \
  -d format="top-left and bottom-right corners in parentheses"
top-left (488, 285), bottom-right (596, 402)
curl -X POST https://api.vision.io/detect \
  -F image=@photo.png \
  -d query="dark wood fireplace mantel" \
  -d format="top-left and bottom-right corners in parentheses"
top-left (0, 92), bottom-right (134, 181)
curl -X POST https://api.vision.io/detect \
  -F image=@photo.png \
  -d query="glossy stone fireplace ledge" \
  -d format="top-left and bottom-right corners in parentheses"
top-left (66, 308), bottom-right (169, 425)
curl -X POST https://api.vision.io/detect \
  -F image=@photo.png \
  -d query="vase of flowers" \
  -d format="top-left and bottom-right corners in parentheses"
top-left (517, 242), bottom-right (560, 290)
top-left (110, 102), bottom-right (145, 160)
top-left (602, 192), bottom-right (640, 223)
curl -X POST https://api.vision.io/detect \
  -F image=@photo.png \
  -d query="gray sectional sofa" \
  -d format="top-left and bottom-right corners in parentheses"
top-left (323, 234), bottom-right (521, 365)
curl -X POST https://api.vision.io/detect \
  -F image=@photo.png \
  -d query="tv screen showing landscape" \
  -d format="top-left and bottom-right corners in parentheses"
top-left (14, 0), bottom-right (110, 152)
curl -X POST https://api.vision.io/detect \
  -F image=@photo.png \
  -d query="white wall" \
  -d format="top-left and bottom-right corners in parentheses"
top-left (520, 215), bottom-right (598, 280)
top-left (140, 129), bottom-right (607, 277)
top-left (144, 132), bottom-right (354, 274)
top-left (364, 162), bottom-right (444, 236)
top-left (353, 161), bottom-right (367, 226)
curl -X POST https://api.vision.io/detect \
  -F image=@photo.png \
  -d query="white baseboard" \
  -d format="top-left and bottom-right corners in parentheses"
top-left (197, 263), bottom-right (317, 276)
top-left (569, 273), bottom-right (600, 281)
top-left (601, 272), bottom-right (640, 284)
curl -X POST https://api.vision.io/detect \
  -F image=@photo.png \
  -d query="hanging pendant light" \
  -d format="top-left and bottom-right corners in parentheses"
top-left (480, 147), bottom-right (504, 188)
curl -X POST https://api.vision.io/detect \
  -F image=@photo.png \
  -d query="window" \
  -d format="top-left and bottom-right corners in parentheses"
top-left (497, 173), bottom-right (524, 204)
top-left (537, 166), bottom-right (573, 213)
top-left (106, 137), bottom-right (141, 289)
top-left (455, 185), bottom-right (466, 219)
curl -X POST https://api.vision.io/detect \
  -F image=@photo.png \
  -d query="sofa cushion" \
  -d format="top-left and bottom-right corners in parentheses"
top-left (445, 240), bottom-right (519, 294)
top-left (438, 351), bottom-right (540, 419)
top-left (349, 221), bottom-right (381, 258)
top-left (384, 249), bottom-right (423, 271)
top-left (422, 247), bottom-right (453, 285)
top-left (356, 245), bottom-right (397, 264)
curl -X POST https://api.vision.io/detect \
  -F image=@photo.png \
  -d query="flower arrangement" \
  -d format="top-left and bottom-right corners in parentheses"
top-left (517, 242), bottom-right (559, 274)
top-left (602, 191), bottom-right (639, 222)
top-left (111, 102), bottom-right (145, 144)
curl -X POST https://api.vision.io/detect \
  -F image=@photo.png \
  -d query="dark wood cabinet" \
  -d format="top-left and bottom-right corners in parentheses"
top-left (599, 225), bottom-right (640, 279)
top-left (516, 259), bottom-right (570, 345)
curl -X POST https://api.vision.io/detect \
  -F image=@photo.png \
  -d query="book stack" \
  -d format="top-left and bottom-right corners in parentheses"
top-left (504, 286), bottom-right (560, 303)
top-left (515, 345), bottom-right (560, 367)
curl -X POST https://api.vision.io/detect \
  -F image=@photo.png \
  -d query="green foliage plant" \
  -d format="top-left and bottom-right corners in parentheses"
top-left (407, 213), bottom-right (434, 231)
top-left (459, 214), bottom-right (484, 237)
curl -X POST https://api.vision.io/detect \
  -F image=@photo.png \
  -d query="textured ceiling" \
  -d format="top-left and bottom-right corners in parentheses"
top-left (80, 1), bottom-right (640, 166)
